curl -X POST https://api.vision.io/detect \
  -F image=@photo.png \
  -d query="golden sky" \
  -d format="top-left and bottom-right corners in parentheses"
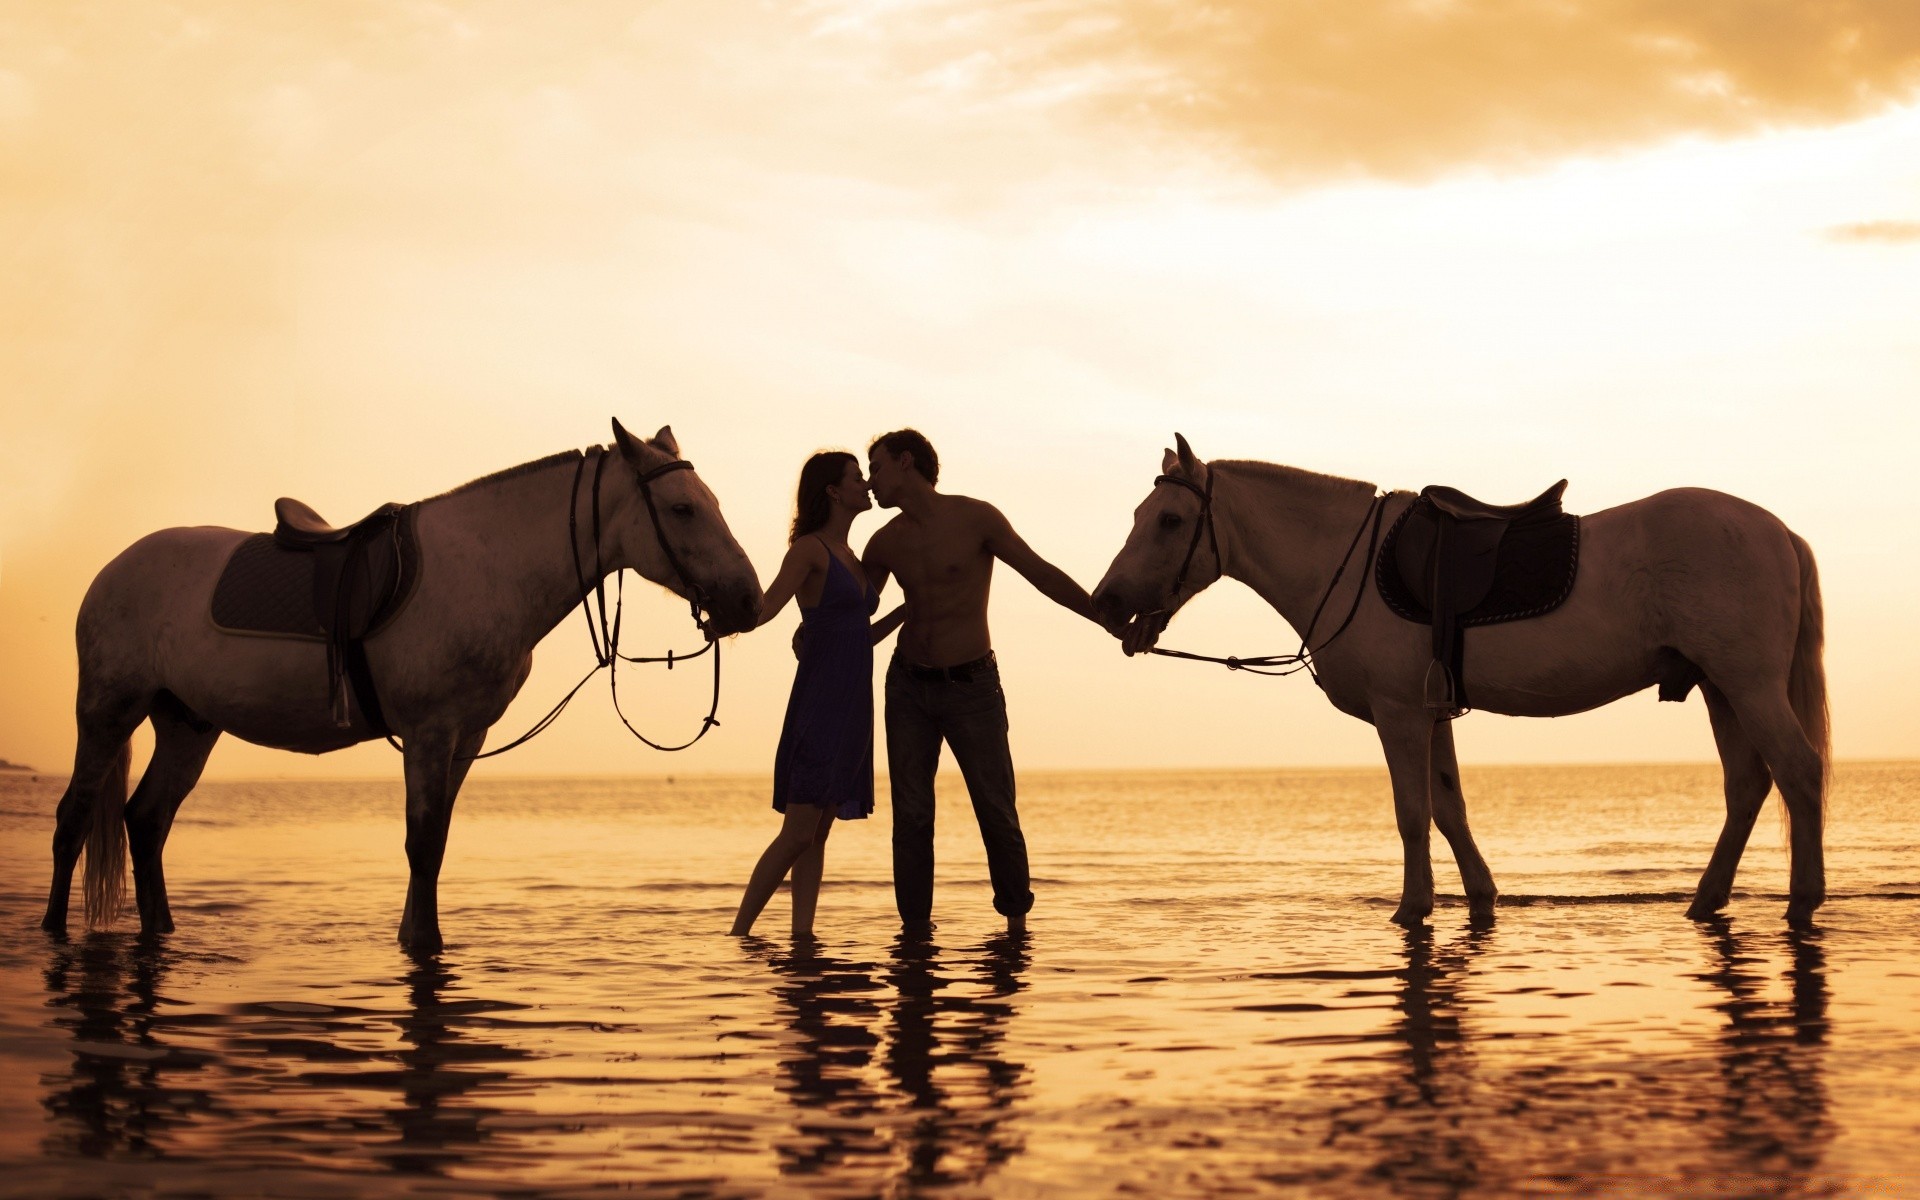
top-left (2, 1), bottom-right (1917, 779)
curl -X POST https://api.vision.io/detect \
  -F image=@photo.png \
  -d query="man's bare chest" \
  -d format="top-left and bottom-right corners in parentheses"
top-left (892, 542), bottom-right (991, 593)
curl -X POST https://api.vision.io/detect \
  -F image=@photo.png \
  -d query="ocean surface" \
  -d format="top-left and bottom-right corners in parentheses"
top-left (1, 762), bottom-right (1917, 1199)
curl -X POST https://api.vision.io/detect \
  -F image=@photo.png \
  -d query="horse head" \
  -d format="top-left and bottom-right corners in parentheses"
top-left (610, 419), bottom-right (764, 636)
top-left (1091, 432), bottom-right (1221, 655)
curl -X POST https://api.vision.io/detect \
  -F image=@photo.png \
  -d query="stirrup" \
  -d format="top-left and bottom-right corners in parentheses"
top-left (1423, 660), bottom-right (1466, 720)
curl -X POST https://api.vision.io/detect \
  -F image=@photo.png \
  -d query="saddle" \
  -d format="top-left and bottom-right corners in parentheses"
top-left (210, 499), bottom-right (421, 731)
top-left (1375, 480), bottom-right (1580, 718)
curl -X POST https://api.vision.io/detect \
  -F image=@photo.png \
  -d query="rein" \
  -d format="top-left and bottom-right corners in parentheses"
top-left (384, 445), bottom-right (723, 760)
top-left (1144, 472), bottom-right (1387, 682)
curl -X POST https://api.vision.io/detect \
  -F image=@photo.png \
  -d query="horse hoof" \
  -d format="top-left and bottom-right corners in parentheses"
top-left (1685, 897), bottom-right (1727, 921)
top-left (1786, 898), bottom-right (1822, 928)
top-left (1389, 907), bottom-right (1431, 928)
top-left (1467, 903), bottom-right (1497, 930)
top-left (402, 931), bottom-right (444, 955)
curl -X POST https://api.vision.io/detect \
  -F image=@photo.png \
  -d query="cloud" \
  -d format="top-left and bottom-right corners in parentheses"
top-left (842, 0), bottom-right (1920, 182)
top-left (1827, 218), bottom-right (1920, 242)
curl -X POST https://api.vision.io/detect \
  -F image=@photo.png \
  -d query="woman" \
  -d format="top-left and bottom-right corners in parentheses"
top-left (731, 451), bottom-right (903, 938)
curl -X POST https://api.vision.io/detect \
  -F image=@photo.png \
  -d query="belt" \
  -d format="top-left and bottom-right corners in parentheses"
top-left (899, 651), bottom-right (995, 683)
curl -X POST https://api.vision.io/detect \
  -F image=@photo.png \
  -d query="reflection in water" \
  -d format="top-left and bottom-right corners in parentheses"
top-left (1693, 918), bottom-right (1832, 1185)
top-left (40, 936), bottom-right (223, 1159)
top-left (1314, 919), bottom-right (1833, 1195)
top-left (35, 937), bottom-right (534, 1180)
top-left (757, 939), bottom-right (889, 1177)
top-left (372, 953), bottom-right (530, 1175)
top-left (1326, 926), bottom-right (1490, 1194)
top-left (757, 932), bottom-right (1033, 1191)
top-left (883, 931), bottom-right (1031, 1189)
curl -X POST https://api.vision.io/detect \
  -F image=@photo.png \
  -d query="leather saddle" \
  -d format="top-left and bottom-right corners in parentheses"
top-left (209, 498), bottom-right (418, 731)
top-left (273, 498), bottom-right (417, 731)
top-left (1376, 480), bottom-right (1580, 718)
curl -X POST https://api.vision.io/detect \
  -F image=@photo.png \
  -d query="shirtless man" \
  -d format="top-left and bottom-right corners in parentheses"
top-left (861, 429), bottom-right (1097, 932)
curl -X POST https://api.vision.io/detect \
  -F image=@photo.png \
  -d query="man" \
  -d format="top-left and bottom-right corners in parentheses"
top-left (861, 429), bottom-right (1098, 933)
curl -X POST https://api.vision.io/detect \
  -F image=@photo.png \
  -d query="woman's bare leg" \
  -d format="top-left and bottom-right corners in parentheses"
top-left (789, 808), bottom-right (836, 938)
top-left (730, 804), bottom-right (829, 936)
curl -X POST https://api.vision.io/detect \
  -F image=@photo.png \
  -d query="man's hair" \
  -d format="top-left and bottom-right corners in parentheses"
top-left (868, 429), bottom-right (939, 485)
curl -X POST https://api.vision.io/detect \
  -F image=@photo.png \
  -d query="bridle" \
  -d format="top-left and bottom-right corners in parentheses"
top-left (383, 444), bottom-right (725, 760)
top-left (569, 446), bottom-right (724, 753)
top-left (1150, 468), bottom-right (1220, 611)
top-left (569, 448), bottom-right (711, 642)
top-left (1140, 466), bottom-right (1386, 681)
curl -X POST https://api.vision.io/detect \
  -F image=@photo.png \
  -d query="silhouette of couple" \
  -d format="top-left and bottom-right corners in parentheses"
top-left (730, 430), bottom-right (1096, 939)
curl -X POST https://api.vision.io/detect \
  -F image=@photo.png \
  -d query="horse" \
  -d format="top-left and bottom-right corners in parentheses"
top-left (1091, 435), bottom-right (1829, 929)
top-left (42, 420), bottom-right (763, 953)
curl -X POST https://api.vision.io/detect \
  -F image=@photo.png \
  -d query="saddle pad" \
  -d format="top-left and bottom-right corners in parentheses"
top-left (210, 509), bottom-right (419, 641)
top-left (1375, 504), bottom-right (1582, 627)
top-left (210, 534), bottom-right (327, 639)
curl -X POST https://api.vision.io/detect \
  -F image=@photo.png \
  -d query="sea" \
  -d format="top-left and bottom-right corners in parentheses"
top-left (1, 763), bottom-right (1917, 1199)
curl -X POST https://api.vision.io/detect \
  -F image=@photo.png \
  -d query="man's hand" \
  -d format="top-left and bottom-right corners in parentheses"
top-left (791, 623), bottom-right (807, 660)
top-left (1121, 612), bottom-right (1167, 657)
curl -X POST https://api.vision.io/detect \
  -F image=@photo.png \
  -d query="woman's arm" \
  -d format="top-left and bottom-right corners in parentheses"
top-left (756, 539), bottom-right (826, 630)
top-left (869, 604), bottom-right (906, 646)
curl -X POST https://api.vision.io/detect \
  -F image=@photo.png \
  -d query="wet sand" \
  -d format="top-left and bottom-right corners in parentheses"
top-left (3, 763), bottom-right (1918, 1197)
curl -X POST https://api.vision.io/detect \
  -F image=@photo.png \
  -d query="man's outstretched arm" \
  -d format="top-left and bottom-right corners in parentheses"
top-left (982, 505), bottom-right (1097, 622)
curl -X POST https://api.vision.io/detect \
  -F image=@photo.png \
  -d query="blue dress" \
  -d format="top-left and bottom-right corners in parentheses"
top-left (772, 544), bottom-right (879, 820)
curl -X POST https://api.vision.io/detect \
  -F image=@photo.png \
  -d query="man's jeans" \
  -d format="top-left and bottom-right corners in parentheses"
top-left (885, 653), bottom-right (1033, 922)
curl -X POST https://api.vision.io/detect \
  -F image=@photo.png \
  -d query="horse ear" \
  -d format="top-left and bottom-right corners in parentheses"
top-left (1161, 446), bottom-right (1180, 475)
top-left (652, 425), bottom-right (681, 457)
top-left (612, 418), bottom-right (651, 467)
top-left (1174, 432), bottom-right (1199, 475)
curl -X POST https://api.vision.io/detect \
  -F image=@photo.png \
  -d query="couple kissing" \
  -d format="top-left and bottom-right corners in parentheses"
top-left (730, 429), bottom-right (1096, 939)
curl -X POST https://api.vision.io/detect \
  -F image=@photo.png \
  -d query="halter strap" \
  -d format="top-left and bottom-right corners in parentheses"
top-left (1152, 469), bottom-right (1219, 601)
top-left (633, 457), bottom-right (706, 620)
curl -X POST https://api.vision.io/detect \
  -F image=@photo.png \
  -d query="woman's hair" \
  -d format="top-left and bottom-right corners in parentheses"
top-left (790, 450), bottom-right (858, 544)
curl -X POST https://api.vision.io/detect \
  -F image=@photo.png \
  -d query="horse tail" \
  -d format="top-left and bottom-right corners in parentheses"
top-left (82, 738), bottom-right (133, 929)
top-left (1787, 532), bottom-right (1830, 827)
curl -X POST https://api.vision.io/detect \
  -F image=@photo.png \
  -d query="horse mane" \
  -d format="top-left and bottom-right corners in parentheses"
top-left (1214, 458), bottom-right (1376, 498)
top-left (426, 448), bottom-right (587, 502)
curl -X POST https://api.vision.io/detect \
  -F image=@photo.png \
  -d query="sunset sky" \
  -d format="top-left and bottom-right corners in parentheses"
top-left (2, 1), bottom-right (1916, 780)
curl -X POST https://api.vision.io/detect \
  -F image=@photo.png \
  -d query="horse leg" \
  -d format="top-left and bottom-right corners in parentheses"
top-left (124, 696), bottom-right (221, 936)
top-left (397, 730), bottom-right (477, 954)
top-left (1686, 683), bottom-right (1772, 920)
top-left (1429, 721), bottom-right (1496, 923)
top-left (1719, 686), bottom-right (1825, 925)
top-left (42, 702), bottom-right (146, 935)
top-left (1376, 704), bottom-right (1437, 928)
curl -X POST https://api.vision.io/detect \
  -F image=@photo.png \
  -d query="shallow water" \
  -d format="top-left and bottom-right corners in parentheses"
top-left (2, 763), bottom-right (1918, 1198)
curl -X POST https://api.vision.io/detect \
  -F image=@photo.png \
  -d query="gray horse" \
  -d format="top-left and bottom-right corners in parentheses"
top-left (1094, 435), bottom-right (1828, 929)
top-left (43, 420), bottom-right (761, 953)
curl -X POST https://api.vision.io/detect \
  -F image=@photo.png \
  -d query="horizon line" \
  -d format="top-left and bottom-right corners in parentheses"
top-left (5, 757), bottom-right (1915, 785)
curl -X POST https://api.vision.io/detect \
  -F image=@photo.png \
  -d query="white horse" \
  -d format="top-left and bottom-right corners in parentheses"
top-left (1092, 436), bottom-right (1828, 928)
top-left (42, 421), bottom-right (762, 953)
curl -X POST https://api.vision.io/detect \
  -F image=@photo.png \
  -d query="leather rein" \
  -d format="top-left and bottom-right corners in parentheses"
top-left (1143, 469), bottom-right (1386, 682)
top-left (386, 445), bottom-right (724, 760)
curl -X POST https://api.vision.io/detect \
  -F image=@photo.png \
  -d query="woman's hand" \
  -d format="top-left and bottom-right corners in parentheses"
top-left (869, 604), bottom-right (906, 646)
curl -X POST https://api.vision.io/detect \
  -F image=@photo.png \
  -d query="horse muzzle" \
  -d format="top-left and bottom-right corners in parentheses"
top-left (699, 583), bottom-right (762, 638)
top-left (1091, 585), bottom-right (1137, 637)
